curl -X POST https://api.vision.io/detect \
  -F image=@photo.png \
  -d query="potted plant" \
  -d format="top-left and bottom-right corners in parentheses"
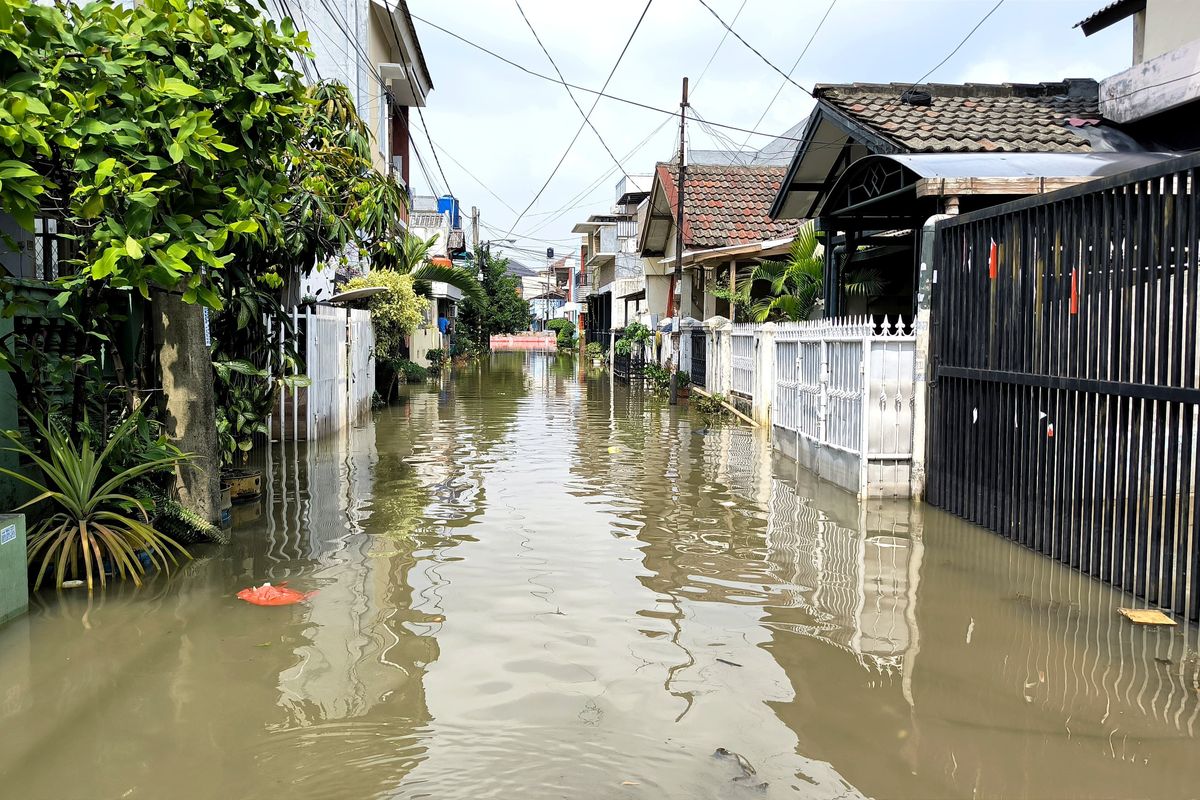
top-left (585, 341), bottom-right (604, 366)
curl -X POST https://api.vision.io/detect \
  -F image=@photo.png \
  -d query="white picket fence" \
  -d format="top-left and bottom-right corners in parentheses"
top-left (274, 305), bottom-right (375, 442)
top-left (703, 316), bottom-right (916, 497)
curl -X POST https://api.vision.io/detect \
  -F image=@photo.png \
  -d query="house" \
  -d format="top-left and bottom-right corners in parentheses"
top-left (1075, 0), bottom-right (1200, 148)
top-left (638, 162), bottom-right (799, 329)
top-left (523, 257), bottom-right (573, 329)
top-left (282, 0), bottom-right (434, 303)
top-left (570, 175), bottom-right (652, 347)
top-left (768, 79), bottom-right (1164, 321)
top-left (407, 194), bottom-right (469, 360)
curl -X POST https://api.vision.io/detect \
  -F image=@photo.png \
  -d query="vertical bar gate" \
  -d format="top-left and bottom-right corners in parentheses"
top-left (928, 153), bottom-right (1200, 618)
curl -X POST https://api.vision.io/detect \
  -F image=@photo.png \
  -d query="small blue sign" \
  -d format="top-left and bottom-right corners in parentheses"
top-left (0, 525), bottom-right (14, 546)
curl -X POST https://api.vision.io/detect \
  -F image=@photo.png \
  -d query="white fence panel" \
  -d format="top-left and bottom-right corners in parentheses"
top-left (305, 307), bottom-right (347, 441)
top-left (770, 316), bottom-right (916, 496)
top-left (348, 308), bottom-right (375, 426)
top-left (730, 324), bottom-right (757, 398)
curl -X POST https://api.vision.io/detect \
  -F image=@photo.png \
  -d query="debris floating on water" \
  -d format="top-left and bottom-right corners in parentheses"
top-left (237, 582), bottom-right (316, 606)
top-left (715, 658), bottom-right (742, 667)
top-left (1117, 607), bottom-right (1176, 626)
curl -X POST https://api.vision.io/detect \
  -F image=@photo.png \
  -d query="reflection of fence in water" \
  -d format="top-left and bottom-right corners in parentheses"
top-left (698, 426), bottom-right (915, 675)
top-left (938, 518), bottom-right (1200, 739)
top-left (764, 477), bottom-right (914, 675)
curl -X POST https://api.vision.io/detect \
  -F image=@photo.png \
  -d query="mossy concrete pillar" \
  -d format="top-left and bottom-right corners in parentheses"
top-left (153, 292), bottom-right (222, 524)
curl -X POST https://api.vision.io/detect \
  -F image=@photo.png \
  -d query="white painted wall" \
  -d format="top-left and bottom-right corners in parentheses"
top-left (1142, 0), bottom-right (1200, 63)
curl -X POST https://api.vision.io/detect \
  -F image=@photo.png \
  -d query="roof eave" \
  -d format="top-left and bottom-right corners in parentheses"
top-left (1075, 0), bottom-right (1145, 36)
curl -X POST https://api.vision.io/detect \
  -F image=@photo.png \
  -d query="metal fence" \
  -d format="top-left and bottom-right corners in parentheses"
top-left (730, 324), bottom-right (757, 398)
top-left (928, 151), bottom-right (1200, 618)
top-left (772, 317), bottom-right (916, 491)
top-left (689, 327), bottom-right (707, 388)
top-left (273, 305), bottom-right (374, 442)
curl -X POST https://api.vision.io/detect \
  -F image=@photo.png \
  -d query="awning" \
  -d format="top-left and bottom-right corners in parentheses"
top-left (819, 151), bottom-right (1178, 228)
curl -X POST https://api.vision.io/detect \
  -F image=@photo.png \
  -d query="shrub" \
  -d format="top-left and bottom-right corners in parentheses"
top-left (426, 348), bottom-right (445, 375)
top-left (339, 270), bottom-right (428, 363)
top-left (395, 359), bottom-right (429, 383)
top-left (693, 392), bottom-right (728, 417)
top-left (546, 318), bottom-right (576, 350)
top-left (642, 363), bottom-right (689, 395)
top-left (585, 342), bottom-right (604, 360)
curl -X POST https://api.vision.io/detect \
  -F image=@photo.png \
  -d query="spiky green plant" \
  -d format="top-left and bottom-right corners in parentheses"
top-left (0, 411), bottom-right (192, 591)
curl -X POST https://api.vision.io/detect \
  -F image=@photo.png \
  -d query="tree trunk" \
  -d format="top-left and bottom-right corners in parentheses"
top-left (152, 291), bottom-right (222, 524)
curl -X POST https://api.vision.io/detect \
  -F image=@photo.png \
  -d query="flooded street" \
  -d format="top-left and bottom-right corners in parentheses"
top-left (3, 352), bottom-right (1200, 799)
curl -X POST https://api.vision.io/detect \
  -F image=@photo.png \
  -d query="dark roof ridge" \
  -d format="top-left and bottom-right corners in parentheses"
top-left (814, 79), bottom-right (1098, 99)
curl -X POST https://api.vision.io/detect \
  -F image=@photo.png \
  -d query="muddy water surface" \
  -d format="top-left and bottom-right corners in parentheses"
top-left (3, 353), bottom-right (1200, 799)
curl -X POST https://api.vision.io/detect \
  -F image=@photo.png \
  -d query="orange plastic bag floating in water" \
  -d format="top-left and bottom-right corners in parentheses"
top-left (237, 582), bottom-right (316, 606)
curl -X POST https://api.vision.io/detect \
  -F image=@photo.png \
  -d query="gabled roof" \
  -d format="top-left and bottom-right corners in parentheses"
top-left (815, 80), bottom-right (1102, 153)
top-left (1075, 0), bottom-right (1145, 35)
top-left (771, 79), bottom-right (1121, 220)
top-left (640, 163), bottom-right (799, 255)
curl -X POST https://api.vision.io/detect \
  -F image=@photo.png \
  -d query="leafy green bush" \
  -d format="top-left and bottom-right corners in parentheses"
top-left (396, 360), bottom-right (429, 383)
top-left (622, 322), bottom-right (652, 344)
top-left (642, 363), bottom-right (689, 395)
top-left (693, 392), bottom-right (728, 417)
top-left (585, 342), bottom-right (604, 360)
top-left (546, 319), bottom-right (576, 350)
top-left (426, 349), bottom-right (445, 375)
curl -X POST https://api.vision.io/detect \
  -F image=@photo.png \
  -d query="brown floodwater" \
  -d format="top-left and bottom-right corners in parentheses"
top-left (2, 352), bottom-right (1200, 799)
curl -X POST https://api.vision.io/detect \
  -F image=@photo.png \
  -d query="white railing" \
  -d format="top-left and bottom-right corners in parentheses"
top-left (704, 315), bottom-right (916, 496)
top-left (730, 324), bottom-right (757, 398)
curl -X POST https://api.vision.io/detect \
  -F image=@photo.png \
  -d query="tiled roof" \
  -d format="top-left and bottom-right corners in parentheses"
top-left (815, 80), bottom-right (1103, 153)
top-left (658, 163), bottom-right (800, 249)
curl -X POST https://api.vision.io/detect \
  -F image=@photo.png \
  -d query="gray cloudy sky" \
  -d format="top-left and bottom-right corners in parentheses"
top-left (406, 0), bottom-right (1132, 265)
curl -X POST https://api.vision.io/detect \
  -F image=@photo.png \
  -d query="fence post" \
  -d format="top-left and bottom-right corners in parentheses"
top-left (910, 215), bottom-right (951, 500)
top-left (755, 322), bottom-right (777, 427)
top-left (703, 315), bottom-right (727, 393)
top-left (717, 320), bottom-right (732, 395)
top-left (860, 336), bottom-right (872, 497)
top-left (818, 336), bottom-right (830, 447)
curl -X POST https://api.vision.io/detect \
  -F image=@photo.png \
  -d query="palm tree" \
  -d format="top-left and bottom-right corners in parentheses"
top-left (714, 220), bottom-right (883, 322)
top-left (384, 231), bottom-right (485, 304)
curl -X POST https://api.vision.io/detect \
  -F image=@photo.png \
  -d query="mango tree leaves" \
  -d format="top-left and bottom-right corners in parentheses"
top-left (0, 0), bottom-right (311, 308)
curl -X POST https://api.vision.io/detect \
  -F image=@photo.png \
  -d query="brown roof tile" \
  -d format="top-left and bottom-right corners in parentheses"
top-left (658, 163), bottom-right (799, 249)
top-left (814, 80), bottom-right (1101, 153)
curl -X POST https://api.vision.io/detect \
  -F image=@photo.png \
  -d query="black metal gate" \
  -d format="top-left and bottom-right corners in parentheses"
top-left (690, 328), bottom-right (706, 388)
top-left (928, 153), bottom-right (1200, 618)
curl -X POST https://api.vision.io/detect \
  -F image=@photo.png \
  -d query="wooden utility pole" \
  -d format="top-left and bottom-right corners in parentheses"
top-left (670, 76), bottom-right (688, 405)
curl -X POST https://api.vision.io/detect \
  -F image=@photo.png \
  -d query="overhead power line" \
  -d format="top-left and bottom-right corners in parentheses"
top-left (431, 142), bottom-right (518, 214)
top-left (511, 0), bottom-right (637, 182)
top-left (692, 0), bottom-right (813, 98)
top-left (906, 0), bottom-right (1007, 90)
top-left (410, 13), bottom-right (833, 146)
top-left (690, 0), bottom-right (748, 96)
top-left (504, 0), bottom-right (654, 238)
top-left (413, 104), bottom-right (454, 197)
top-left (741, 0), bottom-right (836, 164)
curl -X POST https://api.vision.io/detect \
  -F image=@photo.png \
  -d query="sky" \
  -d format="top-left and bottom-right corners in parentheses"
top-left (405, 0), bottom-right (1134, 267)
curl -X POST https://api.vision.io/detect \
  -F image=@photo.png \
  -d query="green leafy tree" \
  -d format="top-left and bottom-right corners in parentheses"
top-left (456, 248), bottom-right (532, 353)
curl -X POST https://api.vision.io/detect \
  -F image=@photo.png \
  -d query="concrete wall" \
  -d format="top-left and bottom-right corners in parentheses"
top-left (1142, 0), bottom-right (1200, 62)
